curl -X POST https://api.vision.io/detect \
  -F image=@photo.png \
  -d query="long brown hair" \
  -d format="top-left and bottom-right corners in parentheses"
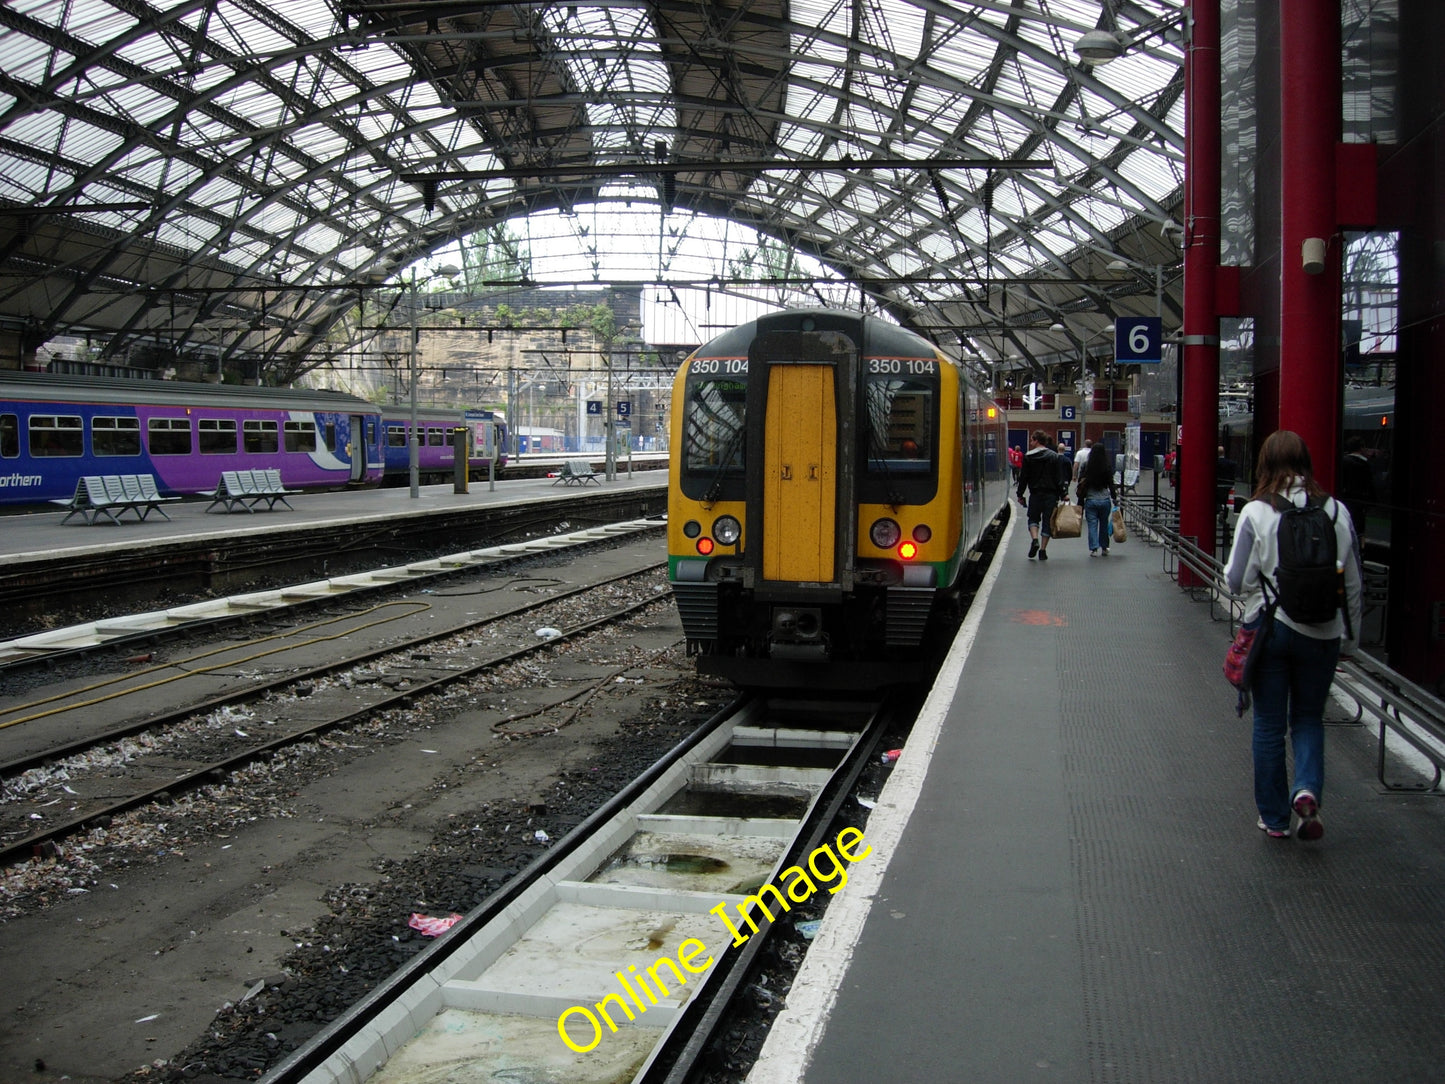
top-left (1251, 430), bottom-right (1327, 500)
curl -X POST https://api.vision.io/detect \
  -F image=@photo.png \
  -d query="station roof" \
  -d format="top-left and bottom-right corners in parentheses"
top-left (0, 0), bottom-right (1186, 382)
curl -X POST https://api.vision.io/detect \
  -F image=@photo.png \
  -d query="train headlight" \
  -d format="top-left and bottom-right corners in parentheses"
top-left (683, 520), bottom-right (702, 538)
top-left (713, 515), bottom-right (742, 546)
top-left (869, 518), bottom-right (901, 549)
top-left (697, 537), bottom-right (715, 555)
top-left (899, 541), bottom-right (918, 560)
top-left (912, 524), bottom-right (932, 543)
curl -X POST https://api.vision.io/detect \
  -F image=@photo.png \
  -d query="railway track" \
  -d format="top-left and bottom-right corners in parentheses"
top-left (258, 692), bottom-right (894, 1084)
top-left (0, 516), bottom-right (665, 671)
top-left (0, 557), bottom-right (672, 867)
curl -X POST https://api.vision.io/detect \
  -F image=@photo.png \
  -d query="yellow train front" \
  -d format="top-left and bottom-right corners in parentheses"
top-left (668, 309), bottom-right (1009, 689)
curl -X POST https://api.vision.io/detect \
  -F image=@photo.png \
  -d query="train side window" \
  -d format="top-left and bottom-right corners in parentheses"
top-left (387, 424), bottom-right (407, 448)
top-left (198, 417), bottom-right (238, 454)
top-left (284, 420), bottom-right (318, 453)
top-left (244, 419), bottom-right (279, 453)
top-left (2, 413), bottom-right (21, 458)
top-left (326, 421), bottom-right (337, 451)
top-left (147, 417), bottom-right (192, 456)
top-left (93, 416), bottom-right (141, 457)
top-left (426, 427), bottom-right (444, 447)
top-left (29, 414), bottom-right (84, 457)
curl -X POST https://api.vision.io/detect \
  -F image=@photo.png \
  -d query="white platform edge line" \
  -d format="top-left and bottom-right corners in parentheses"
top-left (744, 510), bottom-right (1017, 1084)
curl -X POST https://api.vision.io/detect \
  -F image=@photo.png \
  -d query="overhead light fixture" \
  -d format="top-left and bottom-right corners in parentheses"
top-left (1074, 29), bottom-right (1126, 63)
top-left (1107, 259), bottom-right (1130, 272)
top-left (1050, 322), bottom-right (1066, 331)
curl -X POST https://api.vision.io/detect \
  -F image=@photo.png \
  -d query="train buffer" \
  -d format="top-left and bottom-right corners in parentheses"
top-left (551, 459), bottom-right (602, 486)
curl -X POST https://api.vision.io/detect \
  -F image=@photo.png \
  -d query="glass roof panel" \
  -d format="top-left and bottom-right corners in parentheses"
top-left (0, 0), bottom-right (1188, 375)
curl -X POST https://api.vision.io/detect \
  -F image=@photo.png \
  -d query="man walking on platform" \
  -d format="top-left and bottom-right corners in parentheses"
top-left (1017, 429), bottom-right (1064, 561)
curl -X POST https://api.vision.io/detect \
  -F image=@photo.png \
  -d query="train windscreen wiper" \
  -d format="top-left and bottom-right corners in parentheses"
top-left (864, 419), bottom-right (904, 508)
top-left (702, 420), bottom-right (746, 505)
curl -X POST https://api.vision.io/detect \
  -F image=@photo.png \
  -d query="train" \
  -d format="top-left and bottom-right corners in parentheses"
top-left (0, 370), bottom-right (386, 506)
top-left (667, 308), bottom-right (1011, 690)
top-left (0, 371), bottom-right (512, 507)
top-left (379, 405), bottom-right (508, 485)
top-left (1219, 385), bottom-right (1393, 553)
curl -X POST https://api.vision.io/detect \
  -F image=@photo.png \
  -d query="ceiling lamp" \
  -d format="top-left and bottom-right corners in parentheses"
top-left (1074, 29), bottom-right (1126, 63)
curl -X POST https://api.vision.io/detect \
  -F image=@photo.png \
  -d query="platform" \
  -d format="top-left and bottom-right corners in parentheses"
top-left (751, 509), bottom-right (1445, 1084)
top-left (0, 468), bottom-right (666, 570)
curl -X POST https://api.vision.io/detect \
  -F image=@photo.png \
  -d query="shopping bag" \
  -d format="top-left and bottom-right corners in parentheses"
top-left (1111, 506), bottom-right (1127, 543)
top-left (1049, 502), bottom-right (1082, 539)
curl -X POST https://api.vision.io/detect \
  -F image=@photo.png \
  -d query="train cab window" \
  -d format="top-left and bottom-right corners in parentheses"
top-left (284, 420), bottom-right (318, 452)
top-left (198, 418), bottom-right (238, 454)
top-left (862, 372), bottom-right (938, 502)
top-left (147, 417), bottom-right (192, 456)
top-left (0, 414), bottom-right (17, 458)
top-left (680, 377), bottom-right (747, 501)
top-left (386, 424), bottom-right (408, 448)
top-left (244, 419), bottom-right (279, 453)
top-left (92, 416), bottom-right (141, 457)
top-left (29, 414), bottom-right (84, 457)
top-left (325, 421), bottom-right (337, 451)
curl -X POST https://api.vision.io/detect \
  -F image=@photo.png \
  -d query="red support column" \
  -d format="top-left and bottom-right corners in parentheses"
top-left (1180, 0), bottom-right (1222, 578)
top-left (1278, 1), bottom-right (1342, 489)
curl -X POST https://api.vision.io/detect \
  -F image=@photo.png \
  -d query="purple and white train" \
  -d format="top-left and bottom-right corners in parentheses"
top-left (0, 370), bottom-right (388, 506)
top-left (379, 405), bottom-right (509, 486)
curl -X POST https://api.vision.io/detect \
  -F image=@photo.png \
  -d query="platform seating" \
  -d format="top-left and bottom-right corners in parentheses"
top-left (206, 469), bottom-right (297, 513)
top-left (551, 459), bottom-right (601, 486)
top-left (53, 473), bottom-right (177, 525)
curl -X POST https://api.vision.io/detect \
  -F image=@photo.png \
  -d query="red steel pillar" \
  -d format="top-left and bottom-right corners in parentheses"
top-left (1180, 0), bottom-right (1221, 580)
top-left (1278, 1), bottom-right (1342, 489)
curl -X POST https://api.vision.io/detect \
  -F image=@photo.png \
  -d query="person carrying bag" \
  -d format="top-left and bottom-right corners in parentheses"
top-left (1222, 430), bottom-right (1363, 842)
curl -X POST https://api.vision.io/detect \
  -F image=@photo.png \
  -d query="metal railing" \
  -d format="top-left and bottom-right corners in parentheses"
top-left (1118, 495), bottom-right (1443, 795)
top-left (1120, 496), bottom-right (1244, 630)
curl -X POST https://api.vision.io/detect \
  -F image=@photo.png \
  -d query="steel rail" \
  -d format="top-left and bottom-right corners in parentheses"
top-left (0, 588), bottom-right (675, 868)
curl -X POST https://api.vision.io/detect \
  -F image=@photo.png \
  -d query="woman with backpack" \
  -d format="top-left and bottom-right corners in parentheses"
top-left (1224, 430), bottom-right (1363, 841)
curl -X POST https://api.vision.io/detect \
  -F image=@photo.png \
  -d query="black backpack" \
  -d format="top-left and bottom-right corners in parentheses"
top-left (1265, 493), bottom-right (1353, 636)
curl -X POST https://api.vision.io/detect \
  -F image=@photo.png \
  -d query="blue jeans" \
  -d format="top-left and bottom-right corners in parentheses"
top-left (1084, 497), bottom-right (1112, 551)
top-left (1251, 620), bottom-right (1340, 830)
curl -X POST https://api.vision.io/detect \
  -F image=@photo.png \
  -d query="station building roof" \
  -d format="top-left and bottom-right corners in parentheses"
top-left (0, 0), bottom-right (1187, 382)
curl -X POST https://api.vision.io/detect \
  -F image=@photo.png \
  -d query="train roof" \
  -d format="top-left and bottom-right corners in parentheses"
top-left (379, 405), bottom-right (497, 423)
top-left (691, 309), bottom-right (945, 362)
top-left (0, 369), bottom-right (381, 411)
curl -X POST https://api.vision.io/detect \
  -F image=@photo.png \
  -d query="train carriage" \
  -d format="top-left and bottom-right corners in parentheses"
top-left (0, 371), bottom-right (385, 506)
top-left (668, 309), bottom-right (1010, 689)
top-left (379, 406), bottom-right (508, 485)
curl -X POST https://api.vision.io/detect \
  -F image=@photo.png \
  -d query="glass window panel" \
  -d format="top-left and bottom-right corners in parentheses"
top-left (148, 417), bottom-right (192, 456)
top-left (199, 417), bottom-right (238, 455)
top-left (283, 420), bottom-right (317, 452)
top-left (243, 419), bottom-right (279, 454)
top-left (93, 415), bottom-right (141, 457)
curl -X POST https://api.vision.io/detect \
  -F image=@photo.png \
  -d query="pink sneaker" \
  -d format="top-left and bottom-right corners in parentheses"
top-left (1257, 817), bottom-right (1290, 839)
top-left (1292, 791), bottom-right (1324, 841)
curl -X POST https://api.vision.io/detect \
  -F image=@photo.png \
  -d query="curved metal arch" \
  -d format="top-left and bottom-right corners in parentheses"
top-left (0, 0), bottom-right (1189, 376)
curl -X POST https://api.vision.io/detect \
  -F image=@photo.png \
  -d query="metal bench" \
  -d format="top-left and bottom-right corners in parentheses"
top-left (207, 469), bottom-right (298, 512)
top-left (552, 459), bottom-right (601, 486)
top-left (53, 475), bottom-right (128, 525)
top-left (206, 470), bottom-right (258, 513)
top-left (119, 473), bottom-right (177, 521)
top-left (54, 473), bottom-right (175, 525)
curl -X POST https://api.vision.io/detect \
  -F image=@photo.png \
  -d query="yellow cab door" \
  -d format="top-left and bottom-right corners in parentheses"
top-left (762, 364), bottom-right (836, 581)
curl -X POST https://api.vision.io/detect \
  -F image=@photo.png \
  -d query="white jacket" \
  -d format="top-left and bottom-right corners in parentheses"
top-left (1223, 480), bottom-right (1364, 652)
